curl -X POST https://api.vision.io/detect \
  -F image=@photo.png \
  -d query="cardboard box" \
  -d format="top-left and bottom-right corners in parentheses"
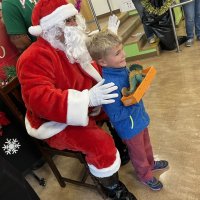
top-left (121, 66), bottom-right (156, 106)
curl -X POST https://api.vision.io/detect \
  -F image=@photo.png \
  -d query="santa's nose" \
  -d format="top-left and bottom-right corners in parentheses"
top-left (65, 16), bottom-right (77, 26)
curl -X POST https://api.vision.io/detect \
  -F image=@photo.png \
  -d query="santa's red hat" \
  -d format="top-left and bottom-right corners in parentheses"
top-left (29, 0), bottom-right (78, 36)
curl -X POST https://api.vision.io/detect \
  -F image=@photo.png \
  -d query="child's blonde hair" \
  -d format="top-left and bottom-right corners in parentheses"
top-left (86, 30), bottom-right (122, 61)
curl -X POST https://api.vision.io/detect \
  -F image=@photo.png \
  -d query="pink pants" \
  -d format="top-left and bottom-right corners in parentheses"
top-left (123, 128), bottom-right (154, 182)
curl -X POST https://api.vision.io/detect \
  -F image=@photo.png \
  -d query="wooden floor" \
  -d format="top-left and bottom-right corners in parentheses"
top-left (26, 28), bottom-right (200, 200)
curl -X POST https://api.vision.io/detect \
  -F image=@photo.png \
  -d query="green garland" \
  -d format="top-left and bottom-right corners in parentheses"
top-left (3, 66), bottom-right (16, 79)
top-left (141, 0), bottom-right (174, 16)
top-left (0, 66), bottom-right (16, 85)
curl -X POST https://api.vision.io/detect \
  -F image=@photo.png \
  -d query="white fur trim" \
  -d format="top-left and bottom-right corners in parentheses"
top-left (25, 117), bottom-right (67, 139)
top-left (28, 25), bottom-right (42, 36)
top-left (80, 63), bottom-right (102, 82)
top-left (67, 89), bottom-right (89, 126)
top-left (40, 4), bottom-right (78, 30)
top-left (88, 150), bottom-right (121, 178)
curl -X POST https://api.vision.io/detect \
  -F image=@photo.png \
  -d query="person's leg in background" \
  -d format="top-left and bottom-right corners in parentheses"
top-left (195, 0), bottom-right (200, 40)
top-left (132, 0), bottom-right (155, 44)
top-left (181, 0), bottom-right (195, 46)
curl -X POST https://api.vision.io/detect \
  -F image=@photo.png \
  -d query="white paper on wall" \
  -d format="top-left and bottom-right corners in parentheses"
top-left (119, 0), bottom-right (136, 12)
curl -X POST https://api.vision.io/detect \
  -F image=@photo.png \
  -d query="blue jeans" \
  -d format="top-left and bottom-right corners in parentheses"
top-left (181, 0), bottom-right (200, 39)
top-left (132, 0), bottom-right (154, 39)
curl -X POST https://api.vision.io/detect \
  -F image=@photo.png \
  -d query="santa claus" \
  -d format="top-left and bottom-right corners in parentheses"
top-left (17, 0), bottom-right (137, 199)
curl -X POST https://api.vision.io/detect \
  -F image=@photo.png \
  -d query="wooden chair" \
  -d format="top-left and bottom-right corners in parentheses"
top-left (35, 140), bottom-right (104, 196)
top-left (0, 77), bottom-right (104, 197)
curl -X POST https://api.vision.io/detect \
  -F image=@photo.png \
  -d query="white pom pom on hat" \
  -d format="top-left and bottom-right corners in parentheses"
top-left (28, 25), bottom-right (42, 36)
top-left (29, 0), bottom-right (78, 36)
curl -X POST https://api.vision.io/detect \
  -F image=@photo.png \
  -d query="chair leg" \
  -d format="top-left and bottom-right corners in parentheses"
top-left (38, 145), bottom-right (106, 198)
top-left (42, 152), bottom-right (66, 187)
top-left (80, 167), bottom-right (89, 183)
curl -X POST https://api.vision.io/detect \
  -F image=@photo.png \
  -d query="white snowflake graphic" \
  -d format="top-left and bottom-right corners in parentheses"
top-left (2, 138), bottom-right (21, 155)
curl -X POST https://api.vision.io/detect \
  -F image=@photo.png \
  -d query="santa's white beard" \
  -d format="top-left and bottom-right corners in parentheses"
top-left (42, 21), bottom-right (66, 51)
top-left (42, 15), bottom-right (92, 66)
top-left (63, 26), bottom-right (92, 65)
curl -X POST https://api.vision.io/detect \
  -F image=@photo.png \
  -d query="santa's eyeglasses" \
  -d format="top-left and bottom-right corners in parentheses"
top-left (65, 16), bottom-right (76, 23)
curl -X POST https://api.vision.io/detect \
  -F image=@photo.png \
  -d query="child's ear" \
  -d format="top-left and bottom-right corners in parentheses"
top-left (98, 59), bottom-right (107, 67)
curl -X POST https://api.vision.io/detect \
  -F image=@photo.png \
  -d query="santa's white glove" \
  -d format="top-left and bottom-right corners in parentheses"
top-left (89, 79), bottom-right (118, 107)
top-left (107, 14), bottom-right (120, 35)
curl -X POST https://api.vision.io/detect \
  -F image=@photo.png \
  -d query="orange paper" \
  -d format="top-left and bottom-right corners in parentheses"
top-left (121, 66), bottom-right (156, 106)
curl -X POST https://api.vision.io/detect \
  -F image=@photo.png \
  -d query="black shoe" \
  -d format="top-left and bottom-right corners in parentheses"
top-left (178, 36), bottom-right (187, 45)
top-left (103, 181), bottom-right (137, 200)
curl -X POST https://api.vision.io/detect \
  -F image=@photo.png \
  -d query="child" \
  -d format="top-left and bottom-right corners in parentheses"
top-left (86, 30), bottom-right (169, 191)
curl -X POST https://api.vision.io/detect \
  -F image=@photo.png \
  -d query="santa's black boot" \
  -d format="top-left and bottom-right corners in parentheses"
top-left (106, 121), bottom-right (130, 166)
top-left (97, 172), bottom-right (137, 200)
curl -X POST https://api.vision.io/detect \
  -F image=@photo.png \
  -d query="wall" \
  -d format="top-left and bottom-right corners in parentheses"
top-left (90, 0), bottom-right (121, 16)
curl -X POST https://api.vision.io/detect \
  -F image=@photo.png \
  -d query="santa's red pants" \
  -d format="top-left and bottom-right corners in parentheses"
top-left (45, 119), bottom-right (120, 178)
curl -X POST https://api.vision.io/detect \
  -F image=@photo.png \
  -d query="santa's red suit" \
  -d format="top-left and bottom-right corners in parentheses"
top-left (17, 37), bottom-right (120, 178)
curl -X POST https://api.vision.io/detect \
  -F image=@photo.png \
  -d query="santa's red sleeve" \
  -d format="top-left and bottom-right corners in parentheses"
top-left (16, 41), bottom-right (95, 139)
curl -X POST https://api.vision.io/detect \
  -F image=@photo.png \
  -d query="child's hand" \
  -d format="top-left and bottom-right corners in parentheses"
top-left (107, 15), bottom-right (120, 35)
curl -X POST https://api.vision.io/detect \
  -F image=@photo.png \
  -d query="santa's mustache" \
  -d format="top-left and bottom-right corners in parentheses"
top-left (41, 15), bottom-right (92, 65)
top-left (63, 26), bottom-right (92, 65)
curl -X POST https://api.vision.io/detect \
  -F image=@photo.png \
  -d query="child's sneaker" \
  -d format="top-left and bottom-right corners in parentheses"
top-left (142, 177), bottom-right (163, 191)
top-left (152, 160), bottom-right (169, 171)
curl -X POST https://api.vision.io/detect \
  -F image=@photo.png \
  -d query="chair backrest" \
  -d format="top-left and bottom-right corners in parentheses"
top-left (0, 76), bottom-right (25, 127)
